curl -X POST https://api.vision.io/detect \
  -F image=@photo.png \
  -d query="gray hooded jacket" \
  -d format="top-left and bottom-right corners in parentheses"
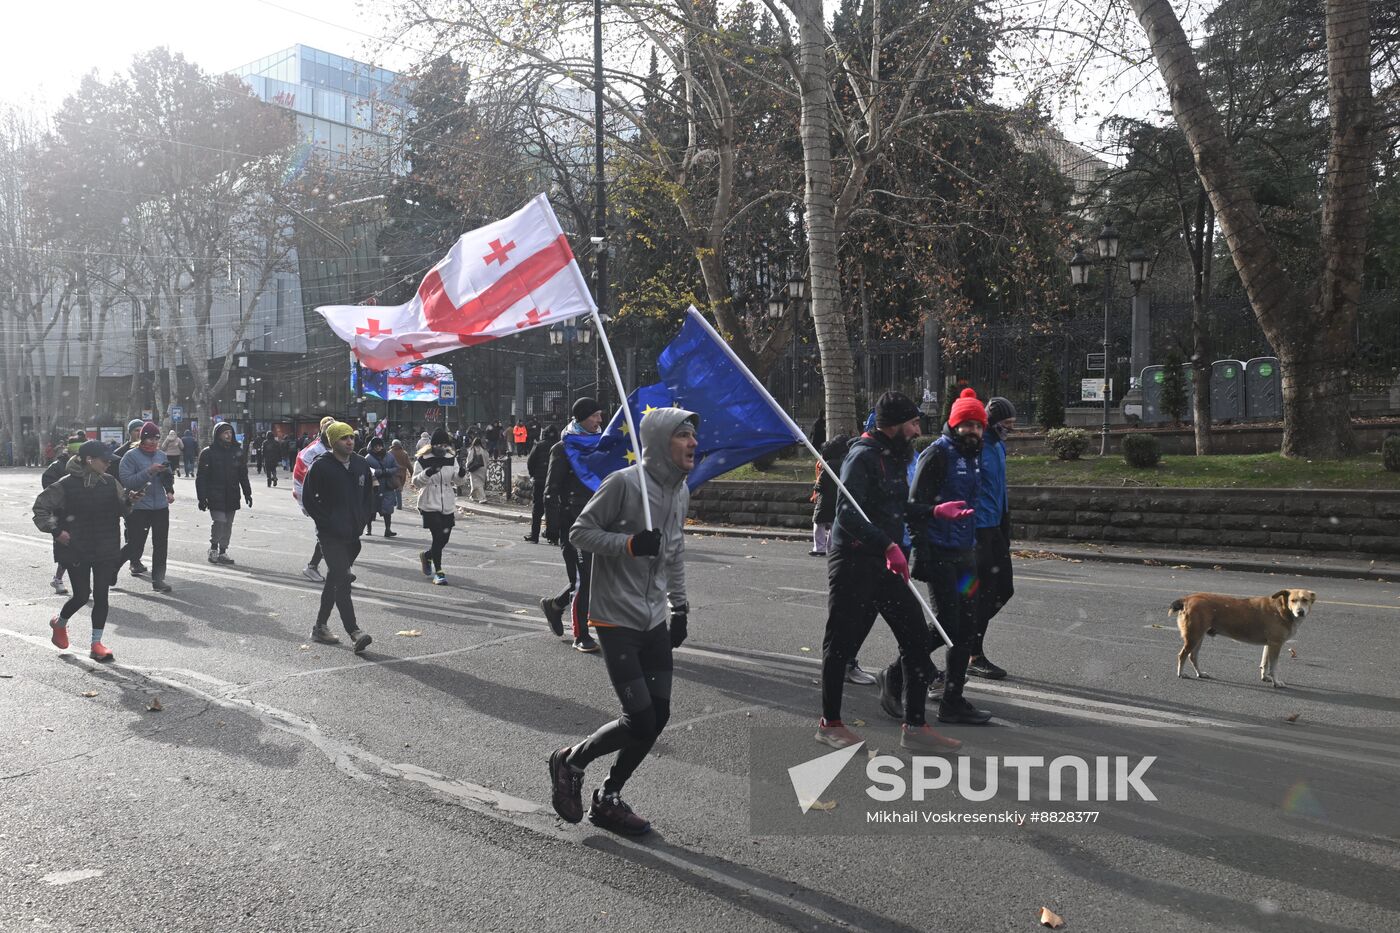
top-left (568, 407), bottom-right (696, 632)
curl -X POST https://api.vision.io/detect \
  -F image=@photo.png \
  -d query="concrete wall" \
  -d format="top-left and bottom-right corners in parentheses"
top-left (687, 481), bottom-right (1400, 558)
top-left (1008, 420), bottom-right (1400, 456)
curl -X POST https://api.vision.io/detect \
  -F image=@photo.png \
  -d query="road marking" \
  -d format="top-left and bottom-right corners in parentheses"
top-left (1017, 572), bottom-right (1400, 611)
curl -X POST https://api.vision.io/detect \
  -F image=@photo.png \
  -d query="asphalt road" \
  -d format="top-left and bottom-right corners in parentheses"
top-left (2, 468), bottom-right (1398, 933)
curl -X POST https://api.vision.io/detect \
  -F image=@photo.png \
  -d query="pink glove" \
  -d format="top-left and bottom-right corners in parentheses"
top-left (932, 500), bottom-right (974, 522)
top-left (884, 543), bottom-right (910, 582)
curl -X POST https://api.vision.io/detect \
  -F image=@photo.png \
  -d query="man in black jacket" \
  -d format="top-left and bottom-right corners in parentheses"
top-left (523, 424), bottom-right (559, 543)
top-left (302, 421), bottom-right (374, 654)
top-left (196, 421), bottom-right (253, 565)
top-left (540, 398), bottom-right (604, 652)
top-left (41, 432), bottom-right (87, 594)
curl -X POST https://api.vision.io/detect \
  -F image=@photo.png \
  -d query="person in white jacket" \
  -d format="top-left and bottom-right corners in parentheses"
top-left (412, 428), bottom-right (467, 585)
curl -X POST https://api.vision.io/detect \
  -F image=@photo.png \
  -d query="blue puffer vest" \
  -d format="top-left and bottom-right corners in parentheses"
top-left (919, 433), bottom-right (980, 550)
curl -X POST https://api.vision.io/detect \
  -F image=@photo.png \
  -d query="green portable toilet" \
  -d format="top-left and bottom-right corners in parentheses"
top-left (1245, 357), bottom-right (1282, 421)
top-left (1210, 359), bottom-right (1245, 422)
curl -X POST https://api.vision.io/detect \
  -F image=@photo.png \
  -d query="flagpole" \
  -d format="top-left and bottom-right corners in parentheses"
top-left (681, 307), bottom-right (949, 645)
top-left (591, 307), bottom-right (653, 530)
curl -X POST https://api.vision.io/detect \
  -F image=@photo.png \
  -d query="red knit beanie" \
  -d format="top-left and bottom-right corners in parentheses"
top-left (948, 388), bottom-right (987, 427)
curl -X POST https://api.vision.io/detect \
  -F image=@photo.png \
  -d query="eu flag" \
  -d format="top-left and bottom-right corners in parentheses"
top-left (565, 309), bottom-right (798, 491)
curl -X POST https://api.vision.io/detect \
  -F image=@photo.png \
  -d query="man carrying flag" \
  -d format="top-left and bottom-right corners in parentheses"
top-left (540, 397), bottom-right (605, 653)
top-left (548, 407), bottom-right (698, 836)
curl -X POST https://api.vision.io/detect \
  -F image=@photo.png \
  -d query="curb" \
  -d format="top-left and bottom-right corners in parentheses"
top-left (457, 501), bottom-right (1396, 582)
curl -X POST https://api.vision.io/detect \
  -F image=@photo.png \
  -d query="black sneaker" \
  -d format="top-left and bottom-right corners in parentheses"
top-left (130, 563), bottom-right (149, 577)
top-left (573, 635), bottom-right (600, 654)
top-left (967, 655), bottom-right (1008, 680)
top-left (349, 630), bottom-right (373, 654)
top-left (310, 626), bottom-right (341, 645)
top-left (548, 747), bottom-right (585, 823)
top-left (540, 597), bottom-right (565, 638)
top-left (937, 695), bottom-right (993, 725)
top-left (523, 534), bottom-right (540, 543)
top-left (151, 579), bottom-right (172, 594)
top-left (874, 668), bottom-right (904, 721)
top-left (420, 550), bottom-right (432, 578)
top-left (588, 789), bottom-right (651, 836)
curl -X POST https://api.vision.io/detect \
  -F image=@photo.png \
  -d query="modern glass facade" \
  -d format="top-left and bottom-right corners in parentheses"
top-left (232, 44), bottom-right (409, 174)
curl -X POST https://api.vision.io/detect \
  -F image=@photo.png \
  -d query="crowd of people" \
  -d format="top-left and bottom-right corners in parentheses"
top-left (29, 388), bottom-right (1018, 839)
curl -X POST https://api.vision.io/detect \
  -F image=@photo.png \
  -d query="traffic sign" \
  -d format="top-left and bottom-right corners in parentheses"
top-left (169, 405), bottom-right (185, 422)
top-left (438, 380), bottom-right (457, 406)
top-left (1086, 352), bottom-right (1105, 373)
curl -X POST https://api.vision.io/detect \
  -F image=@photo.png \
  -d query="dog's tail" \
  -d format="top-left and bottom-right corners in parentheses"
top-left (1169, 598), bottom-right (1185, 616)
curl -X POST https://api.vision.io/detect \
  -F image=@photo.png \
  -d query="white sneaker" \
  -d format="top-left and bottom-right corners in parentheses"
top-left (302, 565), bottom-right (325, 583)
top-left (50, 577), bottom-right (68, 595)
top-left (845, 661), bottom-right (877, 686)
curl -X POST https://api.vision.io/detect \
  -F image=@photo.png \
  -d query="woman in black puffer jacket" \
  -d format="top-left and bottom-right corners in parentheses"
top-left (196, 421), bottom-right (252, 565)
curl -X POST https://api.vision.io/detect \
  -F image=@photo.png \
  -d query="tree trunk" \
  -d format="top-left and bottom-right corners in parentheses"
top-left (1189, 191), bottom-right (1212, 454)
top-left (793, 0), bottom-right (857, 435)
top-left (1128, 0), bottom-right (1372, 459)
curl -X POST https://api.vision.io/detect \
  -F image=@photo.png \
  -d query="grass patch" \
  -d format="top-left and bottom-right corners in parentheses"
top-left (718, 458), bottom-right (815, 483)
top-left (1007, 452), bottom-right (1400, 489)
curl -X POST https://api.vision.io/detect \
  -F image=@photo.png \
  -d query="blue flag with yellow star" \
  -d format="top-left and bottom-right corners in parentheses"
top-left (564, 311), bottom-right (798, 491)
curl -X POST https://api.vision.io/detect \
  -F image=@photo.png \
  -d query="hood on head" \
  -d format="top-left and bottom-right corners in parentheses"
top-left (214, 421), bottom-right (234, 446)
top-left (639, 407), bottom-right (699, 484)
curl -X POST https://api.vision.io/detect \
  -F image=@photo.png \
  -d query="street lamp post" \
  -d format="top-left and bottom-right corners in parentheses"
top-left (549, 321), bottom-right (594, 416)
top-left (766, 270), bottom-right (807, 412)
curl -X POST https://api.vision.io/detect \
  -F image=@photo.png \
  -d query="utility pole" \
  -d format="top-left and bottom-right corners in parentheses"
top-left (592, 0), bottom-right (609, 403)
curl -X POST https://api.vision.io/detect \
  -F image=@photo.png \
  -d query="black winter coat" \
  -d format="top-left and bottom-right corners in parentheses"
top-left (544, 439), bottom-right (595, 538)
top-left (41, 454), bottom-right (71, 489)
top-left (196, 439), bottom-right (252, 512)
top-left (33, 458), bottom-right (132, 566)
top-left (830, 431), bottom-right (917, 556)
top-left (303, 452), bottom-right (374, 541)
top-left (526, 440), bottom-right (552, 482)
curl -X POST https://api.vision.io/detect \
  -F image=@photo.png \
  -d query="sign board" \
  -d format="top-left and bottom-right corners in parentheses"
top-left (141, 410), bottom-right (153, 421)
top-left (169, 405), bottom-right (185, 422)
top-left (438, 380), bottom-right (457, 407)
top-left (1086, 352), bottom-right (1106, 373)
top-left (99, 427), bottom-right (123, 446)
top-left (366, 412), bottom-right (379, 423)
top-left (1080, 378), bottom-right (1112, 402)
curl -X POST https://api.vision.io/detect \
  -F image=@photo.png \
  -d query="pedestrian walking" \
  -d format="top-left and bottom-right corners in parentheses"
top-left (261, 433), bottom-right (283, 487)
top-left (412, 428), bottom-right (466, 585)
top-left (810, 434), bottom-right (850, 557)
top-left (292, 416), bottom-right (336, 582)
top-left (117, 421), bottom-right (175, 593)
top-left (464, 435), bottom-right (489, 503)
top-left (196, 421), bottom-right (253, 565)
top-left (891, 388), bottom-right (994, 725)
top-left (181, 428), bottom-right (198, 477)
top-left (513, 421), bottom-right (529, 455)
top-left (547, 407), bottom-right (698, 836)
top-left (389, 439), bottom-right (412, 510)
top-left (40, 432), bottom-right (87, 595)
top-left (302, 421), bottom-right (374, 654)
top-left (364, 437), bottom-right (400, 537)
top-left (540, 398), bottom-right (605, 652)
top-left (107, 420), bottom-right (144, 478)
top-left (34, 440), bottom-right (142, 663)
top-left (817, 391), bottom-right (960, 752)
top-left (160, 429), bottom-right (184, 471)
top-left (416, 430), bottom-right (431, 453)
top-left (969, 397), bottom-right (1017, 680)
top-left (523, 425), bottom-right (559, 543)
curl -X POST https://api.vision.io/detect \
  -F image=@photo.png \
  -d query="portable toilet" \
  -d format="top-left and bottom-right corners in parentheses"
top-left (1244, 357), bottom-right (1282, 421)
top-left (1140, 366), bottom-right (1165, 424)
top-left (1210, 359), bottom-right (1246, 421)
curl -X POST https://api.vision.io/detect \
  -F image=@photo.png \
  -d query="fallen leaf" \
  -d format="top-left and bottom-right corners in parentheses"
top-left (80, 690), bottom-right (98, 698)
top-left (146, 698), bottom-right (163, 712)
top-left (396, 629), bottom-right (424, 637)
top-left (1172, 564), bottom-right (1190, 570)
top-left (799, 646), bottom-right (812, 652)
top-left (808, 800), bottom-right (837, 811)
top-left (1285, 713), bottom-right (1300, 723)
top-left (1040, 906), bottom-right (1066, 928)
top-left (512, 609), bottom-right (529, 615)
top-left (1288, 647), bottom-right (1298, 659)
top-left (744, 555), bottom-right (756, 559)
top-left (851, 719), bottom-right (865, 727)
top-left (1150, 623), bottom-right (1165, 629)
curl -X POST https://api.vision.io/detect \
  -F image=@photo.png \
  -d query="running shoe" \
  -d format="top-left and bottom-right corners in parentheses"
top-left (419, 551), bottom-right (432, 578)
top-left (207, 548), bottom-right (219, 564)
top-left (50, 577), bottom-right (68, 595)
top-left (548, 747), bottom-right (585, 824)
top-left (937, 695), bottom-right (992, 725)
top-left (540, 597), bottom-right (564, 638)
top-left (432, 572), bottom-right (447, 586)
top-left (874, 668), bottom-right (903, 720)
top-left (900, 723), bottom-right (963, 751)
top-left (845, 661), bottom-right (877, 685)
top-left (302, 565), bottom-right (325, 583)
top-left (814, 720), bottom-right (863, 749)
top-left (588, 790), bottom-right (651, 836)
top-left (573, 636), bottom-right (600, 654)
top-left (129, 562), bottom-right (148, 577)
top-left (349, 630), bottom-right (373, 654)
top-left (967, 655), bottom-right (1008, 680)
top-left (89, 642), bottom-right (114, 663)
top-left (926, 668), bottom-right (947, 699)
top-left (49, 615), bottom-right (69, 650)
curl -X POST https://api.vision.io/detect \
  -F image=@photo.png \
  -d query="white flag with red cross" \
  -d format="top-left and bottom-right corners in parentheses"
top-left (316, 194), bottom-right (597, 371)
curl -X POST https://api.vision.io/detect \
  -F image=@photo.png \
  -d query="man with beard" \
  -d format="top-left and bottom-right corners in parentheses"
top-left (885, 388), bottom-right (996, 726)
top-left (816, 392), bottom-right (959, 752)
top-left (540, 398), bottom-right (605, 653)
top-left (196, 421), bottom-right (253, 564)
top-left (117, 421), bottom-right (175, 593)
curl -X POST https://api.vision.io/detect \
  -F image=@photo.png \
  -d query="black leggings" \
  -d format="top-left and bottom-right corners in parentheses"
top-left (822, 549), bottom-right (931, 726)
top-left (60, 561), bottom-right (116, 632)
top-left (316, 537), bottom-right (361, 633)
top-left (567, 623), bottom-right (674, 795)
top-left (427, 524), bottom-right (451, 571)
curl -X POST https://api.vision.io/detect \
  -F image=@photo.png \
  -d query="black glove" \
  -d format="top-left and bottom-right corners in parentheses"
top-left (669, 609), bottom-right (688, 649)
top-left (628, 529), bottom-right (662, 557)
top-left (424, 465), bottom-right (440, 477)
top-left (198, 500), bottom-right (208, 512)
top-left (245, 496), bottom-right (253, 508)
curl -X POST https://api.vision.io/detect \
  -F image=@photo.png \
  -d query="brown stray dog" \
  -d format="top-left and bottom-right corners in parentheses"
top-left (1168, 589), bottom-right (1317, 688)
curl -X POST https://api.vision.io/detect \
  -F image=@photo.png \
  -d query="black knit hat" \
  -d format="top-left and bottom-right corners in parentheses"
top-left (874, 391), bottom-right (921, 428)
top-left (78, 440), bottom-right (115, 461)
top-left (986, 397), bottom-right (1017, 426)
top-left (431, 428), bottom-right (452, 446)
top-left (572, 396), bottom-right (602, 421)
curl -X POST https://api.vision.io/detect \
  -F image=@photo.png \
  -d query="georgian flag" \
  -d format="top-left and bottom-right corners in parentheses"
top-left (317, 194), bottom-right (597, 371)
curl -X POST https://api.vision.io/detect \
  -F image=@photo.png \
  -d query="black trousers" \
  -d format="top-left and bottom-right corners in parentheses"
top-left (821, 549), bottom-right (931, 726)
top-left (316, 536), bottom-right (361, 633)
top-left (529, 481), bottom-right (545, 538)
top-left (568, 623), bottom-right (673, 795)
top-left (424, 512), bottom-right (453, 571)
top-left (59, 560), bottom-right (117, 631)
top-left (974, 526), bottom-right (1014, 656)
top-left (899, 547), bottom-right (978, 701)
top-left (122, 508), bottom-right (169, 581)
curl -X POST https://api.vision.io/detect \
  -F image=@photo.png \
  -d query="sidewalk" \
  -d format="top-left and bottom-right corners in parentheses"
top-left (457, 497), bottom-right (1400, 583)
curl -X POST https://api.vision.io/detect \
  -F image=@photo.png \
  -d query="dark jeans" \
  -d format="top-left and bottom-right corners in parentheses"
top-left (182, 454), bottom-right (195, 477)
top-left (529, 481), bottom-right (545, 538)
top-left (316, 536), bottom-right (361, 633)
top-left (265, 462), bottom-right (278, 486)
top-left (903, 547), bottom-right (978, 701)
top-left (821, 549), bottom-right (931, 726)
top-left (122, 508), bottom-right (169, 581)
top-left (554, 536), bottom-right (593, 641)
top-left (60, 560), bottom-right (117, 631)
top-left (974, 526), bottom-right (1013, 656)
top-left (568, 623), bottom-right (674, 795)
